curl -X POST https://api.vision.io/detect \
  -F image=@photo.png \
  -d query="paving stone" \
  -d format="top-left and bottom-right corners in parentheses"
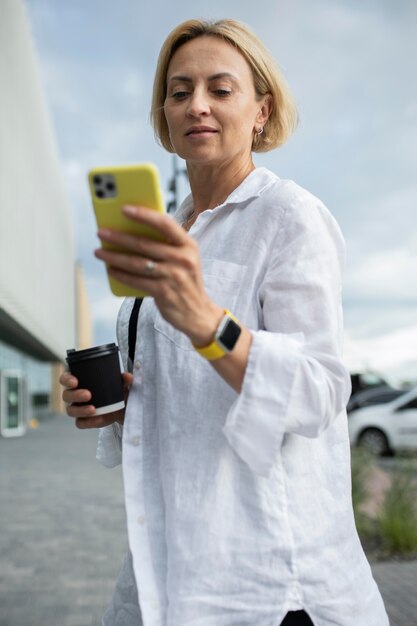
top-left (371, 560), bottom-right (417, 626)
top-left (1, 415), bottom-right (416, 625)
top-left (0, 416), bottom-right (126, 626)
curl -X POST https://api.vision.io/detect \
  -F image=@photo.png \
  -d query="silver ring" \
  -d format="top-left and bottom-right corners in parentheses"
top-left (145, 259), bottom-right (157, 273)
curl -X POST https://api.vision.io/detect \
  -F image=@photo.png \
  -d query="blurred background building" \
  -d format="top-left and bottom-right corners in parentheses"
top-left (0, 0), bottom-right (92, 437)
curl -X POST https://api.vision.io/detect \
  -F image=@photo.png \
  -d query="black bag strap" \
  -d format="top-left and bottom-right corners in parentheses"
top-left (128, 298), bottom-right (143, 365)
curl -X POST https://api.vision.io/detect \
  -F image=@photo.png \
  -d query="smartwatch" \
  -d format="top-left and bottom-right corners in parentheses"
top-left (193, 310), bottom-right (242, 361)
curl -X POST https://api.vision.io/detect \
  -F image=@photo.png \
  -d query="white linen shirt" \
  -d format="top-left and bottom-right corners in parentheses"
top-left (97, 168), bottom-right (388, 626)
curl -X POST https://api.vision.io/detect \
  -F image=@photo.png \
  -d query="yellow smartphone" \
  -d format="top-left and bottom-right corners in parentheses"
top-left (88, 162), bottom-right (165, 298)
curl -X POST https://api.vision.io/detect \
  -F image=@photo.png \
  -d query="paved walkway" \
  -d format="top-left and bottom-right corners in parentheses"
top-left (371, 560), bottom-right (417, 626)
top-left (0, 415), bottom-right (127, 626)
top-left (0, 416), bottom-right (416, 625)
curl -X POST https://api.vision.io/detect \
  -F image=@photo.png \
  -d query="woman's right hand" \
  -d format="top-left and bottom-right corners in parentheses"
top-left (59, 371), bottom-right (134, 429)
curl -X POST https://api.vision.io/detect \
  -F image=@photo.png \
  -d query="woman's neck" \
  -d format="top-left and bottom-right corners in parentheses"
top-left (186, 157), bottom-right (256, 213)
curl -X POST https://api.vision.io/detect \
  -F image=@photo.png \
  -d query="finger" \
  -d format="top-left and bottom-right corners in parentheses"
top-left (98, 228), bottom-right (189, 263)
top-left (95, 248), bottom-right (168, 280)
top-left (75, 414), bottom-right (112, 429)
top-left (62, 388), bottom-right (92, 404)
top-left (75, 408), bottom-right (125, 429)
top-left (107, 267), bottom-right (162, 296)
top-left (121, 372), bottom-right (133, 404)
top-left (122, 372), bottom-right (134, 387)
top-left (60, 372), bottom-right (78, 388)
top-left (66, 403), bottom-right (97, 419)
top-left (122, 205), bottom-right (188, 246)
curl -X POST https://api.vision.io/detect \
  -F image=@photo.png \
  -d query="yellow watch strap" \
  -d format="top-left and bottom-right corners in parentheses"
top-left (194, 341), bottom-right (227, 361)
top-left (193, 310), bottom-right (238, 361)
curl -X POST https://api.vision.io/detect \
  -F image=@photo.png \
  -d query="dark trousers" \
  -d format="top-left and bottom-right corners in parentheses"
top-left (280, 610), bottom-right (314, 625)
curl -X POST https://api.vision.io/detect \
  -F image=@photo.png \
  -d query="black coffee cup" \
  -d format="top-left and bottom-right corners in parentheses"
top-left (66, 343), bottom-right (125, 415)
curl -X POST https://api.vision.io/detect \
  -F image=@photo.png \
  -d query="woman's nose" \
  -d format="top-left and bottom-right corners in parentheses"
top-left (186, 90), bottom-right (210, 117)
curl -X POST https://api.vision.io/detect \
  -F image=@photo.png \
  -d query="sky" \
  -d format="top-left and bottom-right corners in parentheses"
top-left (23, 0), bottom-right (417, 384)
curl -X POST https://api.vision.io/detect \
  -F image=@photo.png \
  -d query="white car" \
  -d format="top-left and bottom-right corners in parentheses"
top-left (348, 387), bottom-right (417, 456)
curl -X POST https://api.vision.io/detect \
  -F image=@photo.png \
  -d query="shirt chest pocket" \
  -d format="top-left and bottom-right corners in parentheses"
top-left (153, 259), bottom-right (248, 351)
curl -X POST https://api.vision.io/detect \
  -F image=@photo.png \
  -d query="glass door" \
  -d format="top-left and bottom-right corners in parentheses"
top-left (0, 370), bottom-right (27, 437)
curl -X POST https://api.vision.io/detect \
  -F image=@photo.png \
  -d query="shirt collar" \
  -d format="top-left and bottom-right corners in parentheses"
top-left (174, 167), bottom-right (278, 224)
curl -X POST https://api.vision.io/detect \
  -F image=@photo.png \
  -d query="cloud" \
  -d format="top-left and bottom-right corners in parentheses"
top-left (344, 247), bottom-right (417, 303)
top-left (344, 324), bottom-right (417, 385)
top-left (24, 0), bottom-right (417, 354)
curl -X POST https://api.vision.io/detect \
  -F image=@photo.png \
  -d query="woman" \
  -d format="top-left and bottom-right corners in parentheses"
top-left (61, 18), bottom-right (388, 626)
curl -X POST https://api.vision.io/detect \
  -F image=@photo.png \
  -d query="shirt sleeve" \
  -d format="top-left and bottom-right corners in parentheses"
top-left (96, 422), bottom-right (123, 468)
top-left (223, 194), bottom-right (351, 477)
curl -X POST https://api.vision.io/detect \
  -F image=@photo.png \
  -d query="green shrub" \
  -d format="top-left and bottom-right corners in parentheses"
top-left (351, 447), bottom-right (374, 510)
top-left (378, 466), bottom-right (417, 555)
top-left (350, 447), bottom-right (375, 538)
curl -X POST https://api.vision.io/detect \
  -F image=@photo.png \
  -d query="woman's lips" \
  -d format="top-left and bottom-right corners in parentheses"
top-left (185, 127), bottom-right (218, 136)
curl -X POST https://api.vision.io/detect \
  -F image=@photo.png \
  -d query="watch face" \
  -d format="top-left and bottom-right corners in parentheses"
top-left (219, 318), bottom-right (241, 351)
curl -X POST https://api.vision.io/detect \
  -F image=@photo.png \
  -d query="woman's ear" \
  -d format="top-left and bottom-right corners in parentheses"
top-left (257, 94), bottom-right (273, 126)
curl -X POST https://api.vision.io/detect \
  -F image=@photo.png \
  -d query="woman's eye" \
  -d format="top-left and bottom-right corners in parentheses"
top-left (214, 89), bottom-right (231, 97)
top-left (172, 91), bottom-right (189, 100)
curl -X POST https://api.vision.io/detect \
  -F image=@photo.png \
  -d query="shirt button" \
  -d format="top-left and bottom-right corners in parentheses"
top-left (137, 515), bottom-right (145, 524)
top-left (134, 360), bottom-right (141, 370)
top-left (132, 436), bottom-right (141, 445)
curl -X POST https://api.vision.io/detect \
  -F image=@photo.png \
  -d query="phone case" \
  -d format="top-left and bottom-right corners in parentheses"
top-left (88, 163), bottom-right (165, 298)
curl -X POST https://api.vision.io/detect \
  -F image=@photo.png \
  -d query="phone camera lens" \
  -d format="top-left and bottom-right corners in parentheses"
top-left (96, 190), bottom-right (104, 198)
top-left (93, 175), bottom-right (102, 185)
top-left (106, 182), bottom-right (115, 191)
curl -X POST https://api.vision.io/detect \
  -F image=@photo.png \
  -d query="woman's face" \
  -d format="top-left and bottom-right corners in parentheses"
top-left (164, 36), bottom-right (267, 168)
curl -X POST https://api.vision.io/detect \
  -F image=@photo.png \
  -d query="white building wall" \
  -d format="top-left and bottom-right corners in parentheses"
top-left (0, 0), bottom-right (75, 360)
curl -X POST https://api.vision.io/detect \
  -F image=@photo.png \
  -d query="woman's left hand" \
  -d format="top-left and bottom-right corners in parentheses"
top-left (94, 205), bottom-right (223, 347)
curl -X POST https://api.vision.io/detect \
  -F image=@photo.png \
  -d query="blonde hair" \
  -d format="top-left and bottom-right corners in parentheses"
top-left (150, 19), bottom-right (299, 153)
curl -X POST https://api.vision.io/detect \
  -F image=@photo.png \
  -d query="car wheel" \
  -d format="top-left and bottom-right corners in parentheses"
top-left (358, 428), bottom-right (390, 456)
